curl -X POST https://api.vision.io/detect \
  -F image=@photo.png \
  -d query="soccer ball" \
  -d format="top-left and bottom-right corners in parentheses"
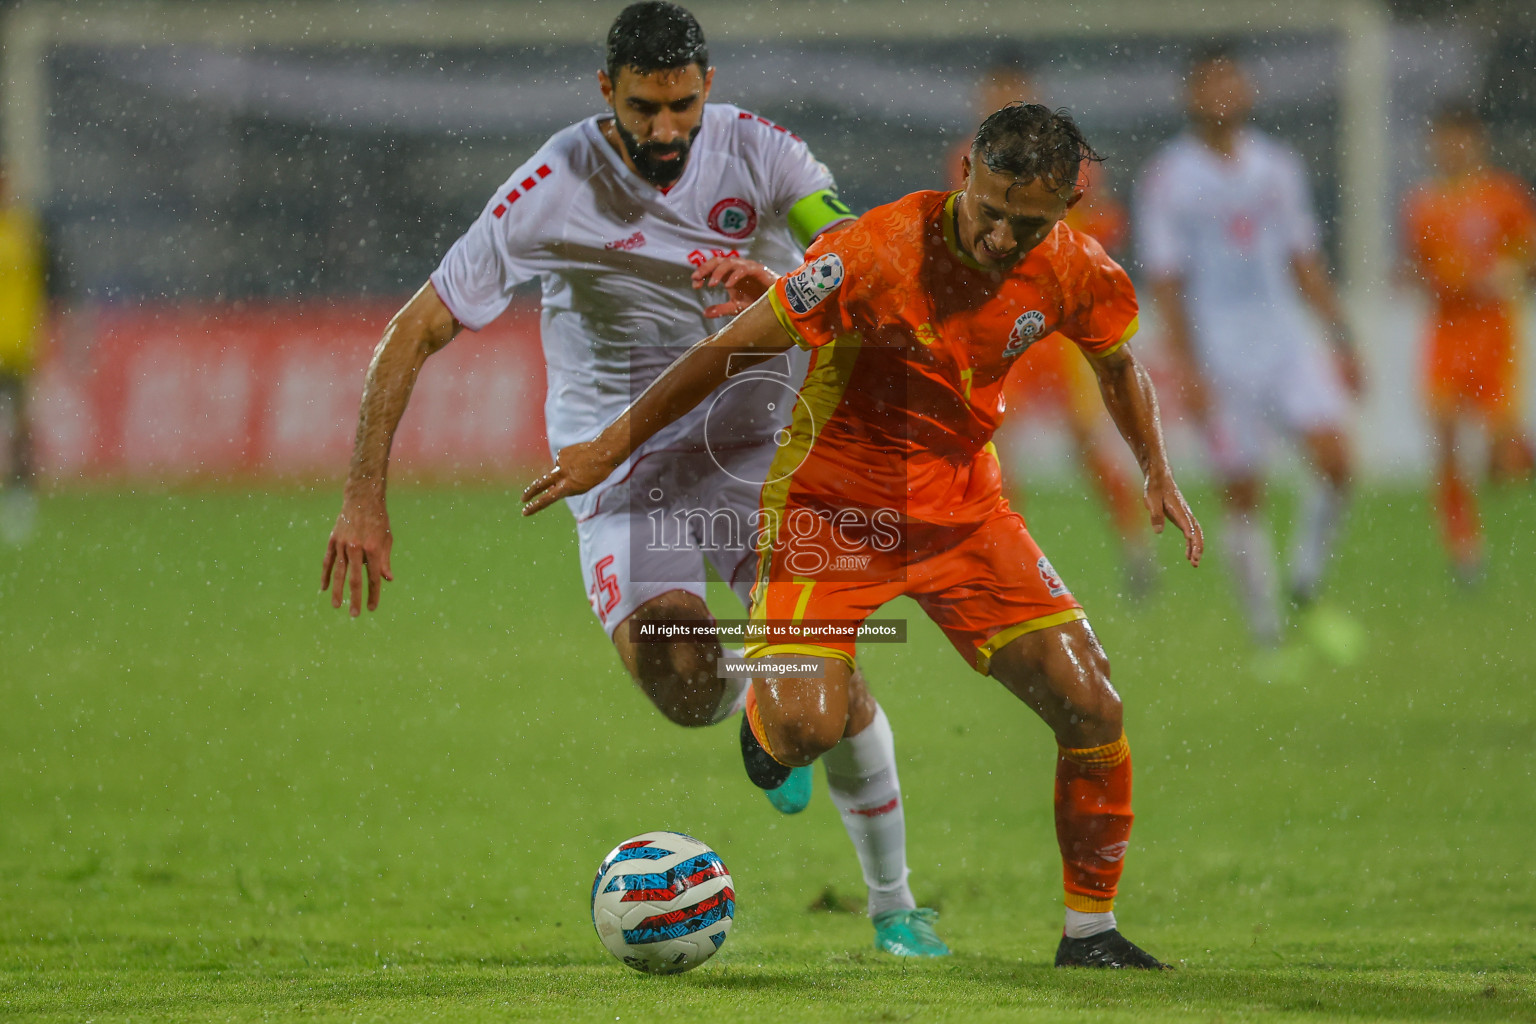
top-left (590, 831), bottom-right (734, 974)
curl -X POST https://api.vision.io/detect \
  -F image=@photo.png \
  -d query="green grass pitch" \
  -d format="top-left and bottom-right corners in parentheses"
top-left (1, 481), bottom-right (1532, 1022)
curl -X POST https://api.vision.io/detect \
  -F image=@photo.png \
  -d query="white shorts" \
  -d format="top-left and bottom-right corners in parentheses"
top-left (569, 442), bottom-right (772, 637)
top-left (1204, 342), bottom-right (1349, 478)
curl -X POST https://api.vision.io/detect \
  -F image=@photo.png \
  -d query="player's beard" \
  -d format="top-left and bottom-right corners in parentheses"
top-left (614, 120), bottom-right (700, 188)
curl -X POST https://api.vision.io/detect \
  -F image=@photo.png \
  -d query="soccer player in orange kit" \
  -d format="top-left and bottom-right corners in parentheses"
top-left (948, 52), bottom-right (1156, 596)
top-left (524, 103), bottom-right (1203, 968)
top-left (1402, 101), bottom-right (1536, 582)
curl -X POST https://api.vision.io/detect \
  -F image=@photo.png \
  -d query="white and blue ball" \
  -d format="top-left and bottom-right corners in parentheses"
top-left (590, 831), bottom-right (734, 974)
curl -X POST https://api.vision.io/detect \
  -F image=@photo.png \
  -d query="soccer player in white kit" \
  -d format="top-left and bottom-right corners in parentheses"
top-left (321, 2), bottom-right (947, 957)
top-left (1136, 46), bottom-right (1362, 648)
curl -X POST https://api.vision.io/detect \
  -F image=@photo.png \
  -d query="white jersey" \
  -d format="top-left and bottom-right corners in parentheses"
top-left (1135, 129), bottom-right (1322, 381)
top-left (431, 103), bottom-right (836, 500)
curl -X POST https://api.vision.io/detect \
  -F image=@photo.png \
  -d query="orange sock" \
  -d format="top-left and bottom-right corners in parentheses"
top-left (1436, 470), bottom-right (1482, 564)
top-left (1055, 733), bottom-right (1133, 912)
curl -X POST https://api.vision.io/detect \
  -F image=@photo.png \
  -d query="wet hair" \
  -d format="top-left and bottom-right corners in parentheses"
top-left (969, 103), bottom-right (1100, 193)
top-left (1431, 99), bottom-right (1483, 131)
top-left (605, 2), bottom-right (709, 81)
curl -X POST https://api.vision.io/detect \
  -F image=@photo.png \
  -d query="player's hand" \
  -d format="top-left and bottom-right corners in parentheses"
top-left (322, 486), bottom-right (393, 616)
top-left (521, 439), bottom-right (622, 517)
top-left (1144, 468), bottom-right (1203, 568)
top-left (1333, 343), bottom-right (1365, 398)
top-left (691, 256), bottom-right (776, 318)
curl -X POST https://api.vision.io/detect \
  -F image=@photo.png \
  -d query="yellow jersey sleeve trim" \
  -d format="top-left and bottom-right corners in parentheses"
top-left (974, 608), bottom-right (1086, 675)
top-left (1088, 315), bottom-right (1139, 360)
top-left (767, 288), bottom-right (815, 351)
top-left (787, 190), bottom-right (855, 249)
top-left (942, 191), bottom-right (989, 272)
top-left (742, 642), bottom-right (857, 668)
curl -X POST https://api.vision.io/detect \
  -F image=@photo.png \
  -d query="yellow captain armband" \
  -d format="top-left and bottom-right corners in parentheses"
top-left (788, 190), bottom-right (855, 249)
top-left (1090, 316), bottom-right (1140, 359)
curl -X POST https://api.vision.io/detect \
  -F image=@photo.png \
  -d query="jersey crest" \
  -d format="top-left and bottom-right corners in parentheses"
top-left (708, 198), bottom-right (758, 239)
top-left (1036, 556), bottom-right (1069, 598)
top-left (1004, 310), bottom-right (1047, 357)
top-left (784, 254), bottom-right (844, 314)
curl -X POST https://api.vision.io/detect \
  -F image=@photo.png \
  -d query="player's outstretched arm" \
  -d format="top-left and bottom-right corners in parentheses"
top-left (323, 282), bottom-right (461, 616)
top-left (1091, 345), bottom-right (1204, 568)
top-left (1148, 275), bottom-right (1210, 426)
top-left (521, 296), bottom-right (794, 516)
top-left (1290, 255), bottom-right (1363, 396)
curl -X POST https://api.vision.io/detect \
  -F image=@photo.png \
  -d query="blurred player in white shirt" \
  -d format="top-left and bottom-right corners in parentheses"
top-left (321, 2), bottom-right (944, 956)
top-left (1137, 46), bottom-right (1362, 648)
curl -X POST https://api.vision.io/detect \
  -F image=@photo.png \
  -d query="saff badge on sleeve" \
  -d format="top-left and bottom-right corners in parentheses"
top-left (783, 253), bottom-right (845, 314)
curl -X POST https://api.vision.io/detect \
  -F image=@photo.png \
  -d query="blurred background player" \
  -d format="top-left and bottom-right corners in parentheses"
top-left (950, 48), bottom-right (1156, 597)
top-left (1401, 101), bottom-right (1536, 584)
top-left (1136, 45), bottom-right (1362, 650)
top-left (526, 103), bottom-right (1204, 970)
top-left (321, 2), bottom-right (942, 957)
top-left (0, 162), bottom-right (45, 546)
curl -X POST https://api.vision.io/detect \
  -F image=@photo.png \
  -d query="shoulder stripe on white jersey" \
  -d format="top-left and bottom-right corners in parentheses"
top-left (735, 110), bottom-right (802, 143)
top-left (493, 163), bottom-right (554, 219)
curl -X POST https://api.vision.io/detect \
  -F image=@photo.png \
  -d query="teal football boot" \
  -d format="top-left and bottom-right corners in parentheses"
top-left (872, 907), bottom-right (951, 957)
top-left (764, 765), bottom-right (813, 814)
top-left (740, 713), bottom-right (812, 814)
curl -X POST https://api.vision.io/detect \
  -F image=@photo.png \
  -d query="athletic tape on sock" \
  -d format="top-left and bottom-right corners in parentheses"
top-left (1058, 732), bottom-right (1129, 770)
top-left (824, 705), bottom-right (915, 917)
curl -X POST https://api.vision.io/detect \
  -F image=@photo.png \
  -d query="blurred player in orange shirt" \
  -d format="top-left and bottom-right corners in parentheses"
top-left (527, 103), bottom-right (1204, 969)
top-left (948, 50), bottom-right (1155, 596)
top-left (1402, 101), bottom-right (1536, 581)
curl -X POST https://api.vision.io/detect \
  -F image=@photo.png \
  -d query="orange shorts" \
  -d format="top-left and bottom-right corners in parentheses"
top-left (746, 499), bottom-right (1084, 674)
top-left (1423, 318), bottom-right (1521, 421)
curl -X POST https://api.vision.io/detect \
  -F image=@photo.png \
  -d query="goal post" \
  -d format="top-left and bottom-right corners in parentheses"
top-left (4, 0), bottom-right (1419, 479)
top-left (2, 0), bottom-right (1392, 300)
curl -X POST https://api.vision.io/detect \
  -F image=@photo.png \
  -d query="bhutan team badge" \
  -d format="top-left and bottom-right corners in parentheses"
top-left (1037, 556), bottom-right (1069, 598)
top-left (783, 253), bottom-right (844, 314)
top-left (1005, 310), bottom-right (1047, 357)
top-left (708, 198), bottom-right (758, 239)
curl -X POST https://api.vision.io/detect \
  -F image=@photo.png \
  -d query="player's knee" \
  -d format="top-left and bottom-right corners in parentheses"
top-left (762, 713), bottom-right (842, 767)
top-left (1223, 479), bottom-right (1261, 512)
top-left (1321, 455), bottom-right (1352, 491)
top-left (1311, 433), bottom-right (1353, 489)
top-left (1074, 648), bottom-right (1121, 726)
top-left (632, 656), bottom-right (723, 729)
top-left (1075, 681), bottom-right (1123, 735)
top-left (1045, 638), bottom-right (1122, 743)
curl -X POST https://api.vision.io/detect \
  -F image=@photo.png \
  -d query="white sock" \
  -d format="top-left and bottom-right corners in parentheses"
top-left (822, 704), bottom-right (915, 918)
top-left (1289, 482), bottom-right (1346, 603)
top-left (1223, 513), bottom-right (1282, 644)
top-left (1064, 908), bottom-right (1118, 939)
top-left (707, 647), bottom-right (749, 725)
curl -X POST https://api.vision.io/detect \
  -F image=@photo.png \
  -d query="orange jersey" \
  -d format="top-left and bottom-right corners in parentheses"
top-left (766, 189), bottom-right (1138, 527)
top-left (1403, 169), bottom-right (1535, 319)
top-left (1403, 169), bottom-right (1536, 415)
